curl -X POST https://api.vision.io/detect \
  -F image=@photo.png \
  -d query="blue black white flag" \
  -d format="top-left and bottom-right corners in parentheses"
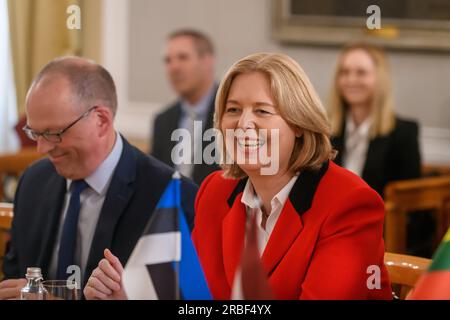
top-left (123, 172), bottom-right (212, 300)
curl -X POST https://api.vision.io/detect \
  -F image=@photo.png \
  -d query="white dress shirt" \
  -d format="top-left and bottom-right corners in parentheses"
top-left (231, 174), bottom-right (299, 299)
top-left (342, 113), bottom-right (372, 177)
top-left (175, 85), bottom-right (216, 178)
top-left (49, 132), bottom-right (123, 279)
top-left (240, 174), bottom-right (299, 255)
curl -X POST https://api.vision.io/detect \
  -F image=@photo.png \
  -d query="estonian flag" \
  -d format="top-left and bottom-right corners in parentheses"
top-left (123, 172), bottom-right (212, 300)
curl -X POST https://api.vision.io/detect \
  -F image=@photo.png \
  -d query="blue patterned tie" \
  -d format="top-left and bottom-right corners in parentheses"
top-left (56, 179), bottom-right (89, 279)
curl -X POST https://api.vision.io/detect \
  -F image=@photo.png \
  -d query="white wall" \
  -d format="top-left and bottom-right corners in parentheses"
top-left (101, 0), bottom-right (450, 164)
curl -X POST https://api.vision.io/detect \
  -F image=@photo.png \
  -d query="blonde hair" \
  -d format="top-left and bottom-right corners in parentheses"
top-left (329, 43), bottom-right (396, 138)
top-left (215, 52), bottom-right (336, 179)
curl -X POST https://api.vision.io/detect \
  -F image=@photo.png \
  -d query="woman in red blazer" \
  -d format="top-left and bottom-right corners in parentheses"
top-left (192, 52), bottom-right (392, 300)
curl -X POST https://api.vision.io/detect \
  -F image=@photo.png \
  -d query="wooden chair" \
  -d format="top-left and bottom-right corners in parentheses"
top-left (384, 175), bottom-right (450, 254)
top-left (0, 202), bottom-right (13, 280)
top-left (0, 148), bottom-right (44, 201)
top-left (422, 164), bottom-right (450, 177)
top-left (384, 252), bottom-right (431, 300)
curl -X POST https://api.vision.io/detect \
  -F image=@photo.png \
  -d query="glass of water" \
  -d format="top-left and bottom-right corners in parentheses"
top-left (42, 280), bottom-right (81, 300)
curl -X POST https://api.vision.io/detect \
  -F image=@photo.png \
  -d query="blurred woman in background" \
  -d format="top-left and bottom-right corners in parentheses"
top-left (329, 43), bottom-right (421, 197)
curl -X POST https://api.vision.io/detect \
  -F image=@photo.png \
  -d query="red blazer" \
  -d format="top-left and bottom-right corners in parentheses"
top-left (192, 161), bottom-right (392, 299)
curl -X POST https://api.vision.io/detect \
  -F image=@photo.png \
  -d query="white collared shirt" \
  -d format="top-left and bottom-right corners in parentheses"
top-left (342, 113), bottom-right (372, 177)
top-left (176, 84), bottom-right (216, 178)
top-left (240, 174), bottom-right (299, 255)
top-left (49, 132), bottom-right (123, 279)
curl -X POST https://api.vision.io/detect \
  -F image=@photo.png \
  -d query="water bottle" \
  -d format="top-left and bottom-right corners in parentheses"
top-left (20, 267), bottom-right (47, 300)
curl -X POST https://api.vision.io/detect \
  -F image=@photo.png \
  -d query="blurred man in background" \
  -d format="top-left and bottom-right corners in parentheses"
top-left (151, 29), bottom-right (219, 185)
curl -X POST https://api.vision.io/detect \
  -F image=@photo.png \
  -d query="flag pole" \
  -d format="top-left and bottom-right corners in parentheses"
top-left (173, 171), bottom-right (181, 300)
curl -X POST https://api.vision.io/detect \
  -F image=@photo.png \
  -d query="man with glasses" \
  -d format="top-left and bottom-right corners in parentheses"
top-left (22, 106), bottom-right (97, 144)
top-left (0, 56), bottom-right (198, 299)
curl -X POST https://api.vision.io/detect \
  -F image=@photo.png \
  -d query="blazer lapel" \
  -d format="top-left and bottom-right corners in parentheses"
top-left (331, 122), bottom-right (346, 166)
top-left (222, 196), bottom-right (246, 287)
top-left (83, 138), bottom-right (136, 284)
top-left (192, 86), bottom-right (218, 183)
top-left (222, 179), bottom-right (247, 286)
top-left (165, 104), bottom-right (182, 164)
top-left (37, 170), bottom-right (67, 278)
top-left (261, 200), bottom-right (303, 275)
top-left (361, 136), bottom-right (390, 195)
top-left (362, 136), bottom-right (388, 181)
top-left (203, 85), bottom-right (217, 131)
top-left (262, 161), bottom-right (329, 275)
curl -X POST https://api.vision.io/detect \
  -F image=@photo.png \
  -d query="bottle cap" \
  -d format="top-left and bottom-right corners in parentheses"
top-left (25, 267), bottom-right (42, 279)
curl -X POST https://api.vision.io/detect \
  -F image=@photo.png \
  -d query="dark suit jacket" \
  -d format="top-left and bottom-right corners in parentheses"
top-left (331, 117), bottom-right (421, 197)
top-left (151, 88), bottom-right (220, 185)
top-left (193, 162), bottom-right (392, 299)
top-left (3, 137), bottom-right (198, 288)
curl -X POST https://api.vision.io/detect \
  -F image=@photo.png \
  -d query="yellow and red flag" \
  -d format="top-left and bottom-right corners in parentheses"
top-left (408, 228), bottom-right (450, 299)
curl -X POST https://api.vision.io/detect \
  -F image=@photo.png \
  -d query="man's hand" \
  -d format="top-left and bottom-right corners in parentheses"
top-left (0, 278), bottom-right (27, 300)
top-left (84, 249), bottom-right (128, 300)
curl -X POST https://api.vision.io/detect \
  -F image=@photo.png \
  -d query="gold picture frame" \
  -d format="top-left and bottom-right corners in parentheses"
top-left (272, 0), bottom-right (450, 51)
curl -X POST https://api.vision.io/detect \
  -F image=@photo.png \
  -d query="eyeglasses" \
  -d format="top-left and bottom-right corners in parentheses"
top-left (22, 106), bottom-right (97, 143)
